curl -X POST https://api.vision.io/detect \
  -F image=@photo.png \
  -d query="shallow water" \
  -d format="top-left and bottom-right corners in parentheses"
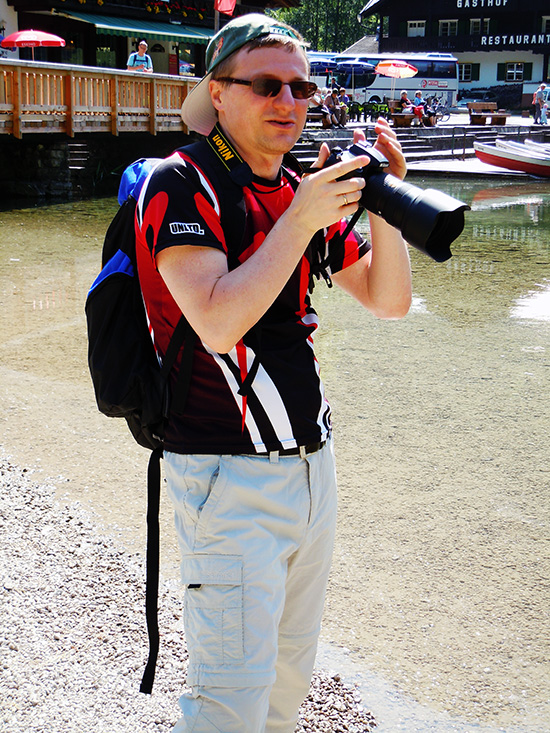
top-left (1, 178), bottom-right (549, 732)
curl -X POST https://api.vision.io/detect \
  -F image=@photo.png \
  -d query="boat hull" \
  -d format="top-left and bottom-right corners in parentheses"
top-left (474, 141), bottom-right (550, 177)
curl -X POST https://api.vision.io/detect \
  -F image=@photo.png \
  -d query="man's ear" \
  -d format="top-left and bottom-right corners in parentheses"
top-left (209, 80), bottom-right (224, 113)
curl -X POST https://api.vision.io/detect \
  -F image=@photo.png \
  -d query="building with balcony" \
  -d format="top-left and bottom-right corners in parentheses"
top-left (358, 0), bottom-right (550, 108)
top-left (0, 0), bottom-right (297, 76)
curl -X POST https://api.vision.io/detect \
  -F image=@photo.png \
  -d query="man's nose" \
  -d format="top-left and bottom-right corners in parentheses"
top-left (273, 82), bottom-right (295, 107)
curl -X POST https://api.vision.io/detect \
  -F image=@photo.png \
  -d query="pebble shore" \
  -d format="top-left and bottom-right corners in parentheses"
top-left (0, 459), bottom-right (376, 733)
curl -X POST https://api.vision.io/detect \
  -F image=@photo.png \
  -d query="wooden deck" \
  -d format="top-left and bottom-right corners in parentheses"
top-left (0, 59), bottom-right (197, 138)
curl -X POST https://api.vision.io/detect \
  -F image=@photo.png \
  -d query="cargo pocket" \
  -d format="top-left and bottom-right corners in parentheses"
top-left (181, 554), bottom-right (244, 667)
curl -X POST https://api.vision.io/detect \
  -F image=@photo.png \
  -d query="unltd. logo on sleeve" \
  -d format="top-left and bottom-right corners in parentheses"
top-left (169, 222), bottom-right (205, 235)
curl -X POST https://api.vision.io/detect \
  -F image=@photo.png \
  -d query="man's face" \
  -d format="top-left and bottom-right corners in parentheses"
top-left (210, 45), bottom-right (310, 173)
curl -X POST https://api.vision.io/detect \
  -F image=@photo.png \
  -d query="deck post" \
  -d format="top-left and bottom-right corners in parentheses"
top-left (150, 78), bottom-right (157, 136)
top-left (13, 67), bottom-right (22, 140)
top-left (64, 74), bottom-right (74, 138)
top-left (110, 76), bottom-right (119, 136)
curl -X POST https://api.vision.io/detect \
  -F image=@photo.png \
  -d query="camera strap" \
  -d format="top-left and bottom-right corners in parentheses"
top-left (309, 206), bottom-right (365, 292)
top-left (339, 207), bottom-right (364, 244)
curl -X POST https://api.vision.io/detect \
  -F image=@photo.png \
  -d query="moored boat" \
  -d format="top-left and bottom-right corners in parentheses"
top-left (474, 140), bottom-right (550, 177)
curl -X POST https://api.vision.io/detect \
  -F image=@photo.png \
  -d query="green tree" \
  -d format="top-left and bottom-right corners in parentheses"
top-left (270, 0), bottom-right (378, 52)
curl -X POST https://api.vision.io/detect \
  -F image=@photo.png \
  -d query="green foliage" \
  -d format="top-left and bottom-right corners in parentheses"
top-left (269, 0), bottom-right (378, 53)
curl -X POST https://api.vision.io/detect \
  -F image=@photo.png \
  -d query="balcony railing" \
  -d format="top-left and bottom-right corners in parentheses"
top-left (0, 59), bottom-right (197, 138)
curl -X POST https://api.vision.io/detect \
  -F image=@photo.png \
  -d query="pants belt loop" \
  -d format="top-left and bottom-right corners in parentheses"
top-left (299, 445), bottom-right (307, 459)
top-left (269, 450), bottom-right (280, 464)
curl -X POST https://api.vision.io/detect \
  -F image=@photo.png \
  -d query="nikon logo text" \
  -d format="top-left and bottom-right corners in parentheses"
top-left (212, 134), bottom-right (235, 162)
top-left (169, 222), bottom-right (205, 235)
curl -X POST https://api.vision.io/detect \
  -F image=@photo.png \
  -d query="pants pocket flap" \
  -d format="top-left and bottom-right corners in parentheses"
top-left (180, 554), bottom-right (243, 586)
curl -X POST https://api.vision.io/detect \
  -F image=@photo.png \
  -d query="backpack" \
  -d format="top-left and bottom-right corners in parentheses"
top-left (85, 130), bottom-right (306, 693)
top-left (85, 156), bottom-right (190, 694)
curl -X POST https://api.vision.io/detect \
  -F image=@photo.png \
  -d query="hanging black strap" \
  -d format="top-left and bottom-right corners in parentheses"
top-left (139, 445), bottom-right (163, 694)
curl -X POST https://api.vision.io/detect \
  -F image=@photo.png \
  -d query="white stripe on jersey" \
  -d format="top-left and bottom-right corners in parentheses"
top-left (179, 155), bottom-right (220, 217)
top-left (203, 340), bottom-right (300, 452)
top-left (202, 343), bottom-right (267, 453)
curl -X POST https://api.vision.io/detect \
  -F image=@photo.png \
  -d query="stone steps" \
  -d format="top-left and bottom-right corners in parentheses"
top-left (293, 124), bottom-right (550, 166)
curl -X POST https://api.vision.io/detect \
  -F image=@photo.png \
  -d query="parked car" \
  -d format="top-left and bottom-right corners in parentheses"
top-left (452, 90), bottom-right (499, 112)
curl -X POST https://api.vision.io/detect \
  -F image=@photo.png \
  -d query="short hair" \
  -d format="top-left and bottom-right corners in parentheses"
top-left (211, 29), bottom-right (308, 81)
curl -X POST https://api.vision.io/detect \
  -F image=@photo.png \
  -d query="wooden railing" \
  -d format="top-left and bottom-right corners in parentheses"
top-left (0, 59), bottom-right (198, 138)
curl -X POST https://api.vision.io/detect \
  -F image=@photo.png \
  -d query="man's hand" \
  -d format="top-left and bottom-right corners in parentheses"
top-left (311, 120), bottom-right (406, 183)
top-left (372, 117), bottom-right (407, 180)
top-left (288, 153), bottom-right (370, 236)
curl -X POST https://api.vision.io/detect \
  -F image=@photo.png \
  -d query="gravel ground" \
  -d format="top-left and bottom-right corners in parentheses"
top-left (0, 459), bottom-right (376, 733)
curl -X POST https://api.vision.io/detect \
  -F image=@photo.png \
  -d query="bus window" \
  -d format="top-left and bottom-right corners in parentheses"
top-left (412, 61), bottom-right (431, 77)
top-left (336, 72), bottom-right (375, 89)
top-left (432, 62), bottom-right (456, 78)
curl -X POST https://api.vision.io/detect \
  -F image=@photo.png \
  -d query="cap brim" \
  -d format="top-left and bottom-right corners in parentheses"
top-left (181, 73), bottom-right (217, 136)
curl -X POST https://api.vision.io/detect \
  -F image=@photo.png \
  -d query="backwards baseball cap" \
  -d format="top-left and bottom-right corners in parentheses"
top-left (181, 13), bottom-right (305, 136)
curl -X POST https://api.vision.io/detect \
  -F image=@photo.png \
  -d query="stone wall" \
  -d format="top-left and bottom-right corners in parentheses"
top-left (0, 132), bottom-right (195, 200)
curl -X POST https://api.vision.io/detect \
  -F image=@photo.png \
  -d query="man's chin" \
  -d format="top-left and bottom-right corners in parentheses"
top-left (264, 122), bottom-right (304, 150)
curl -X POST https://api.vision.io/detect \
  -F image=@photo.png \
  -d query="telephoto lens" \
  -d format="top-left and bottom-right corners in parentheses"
top-left (323, 141), bottom-right (470, 262)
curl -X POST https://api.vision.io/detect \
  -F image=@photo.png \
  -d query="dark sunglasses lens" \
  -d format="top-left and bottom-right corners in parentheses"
top-left (252, 79), bottom-right (283, 97)
top-left (290, 81), bottom-right (317, 99)
top-left (251, 79), bottom-right (317, 99)
top-left (291, 82), bottom-right (317, 99)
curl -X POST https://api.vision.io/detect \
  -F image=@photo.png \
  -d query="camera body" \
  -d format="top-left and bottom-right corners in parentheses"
top-left (323, 140), bottom-right (470, 262)
top-left (325, 140), bottom-right (390, 182)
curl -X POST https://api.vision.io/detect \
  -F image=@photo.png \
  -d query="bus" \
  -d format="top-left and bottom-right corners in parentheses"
top-left (310, 52), bottom-right (459, 107)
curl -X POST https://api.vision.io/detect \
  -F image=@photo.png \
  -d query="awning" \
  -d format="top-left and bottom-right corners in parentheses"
top-left (56, 11), bottom-right (214, 45)
top-left (359, 0), bottom-right (385, 16)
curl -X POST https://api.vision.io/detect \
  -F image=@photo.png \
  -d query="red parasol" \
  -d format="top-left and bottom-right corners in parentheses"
top-left (1, 29), bottom-right (66, 60)
top-left (375, 59), bottom-right (418, 99)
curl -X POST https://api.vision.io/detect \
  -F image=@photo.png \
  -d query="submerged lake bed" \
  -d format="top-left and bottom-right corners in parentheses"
top-left (1, 175), bottom-right (549, 732)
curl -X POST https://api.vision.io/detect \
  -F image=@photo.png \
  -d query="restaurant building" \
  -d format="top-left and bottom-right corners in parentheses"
top-left (358, 0), bottom-right (550, 108)
top-left (0, 0), bottom-right (296, 76)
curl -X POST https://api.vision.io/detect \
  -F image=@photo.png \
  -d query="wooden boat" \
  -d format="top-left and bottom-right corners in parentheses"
top-left (473, 140), bottom-right (550, 177)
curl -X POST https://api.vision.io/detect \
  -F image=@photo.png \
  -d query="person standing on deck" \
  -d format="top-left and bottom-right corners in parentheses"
top-left (127, 40), bottom-right (153, 73)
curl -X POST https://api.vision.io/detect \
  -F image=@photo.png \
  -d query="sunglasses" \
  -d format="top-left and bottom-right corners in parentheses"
top-left (217, 77), bottom-right (317, 100)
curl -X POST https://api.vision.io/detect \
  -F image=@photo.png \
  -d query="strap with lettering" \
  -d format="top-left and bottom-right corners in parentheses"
top-left (206, 124), bottom-right (254, 188)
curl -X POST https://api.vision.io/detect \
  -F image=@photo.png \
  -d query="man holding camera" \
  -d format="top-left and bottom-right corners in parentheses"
top-left (135, 13), bottom-right (411, 732)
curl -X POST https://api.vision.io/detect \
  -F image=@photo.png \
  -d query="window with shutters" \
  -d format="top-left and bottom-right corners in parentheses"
top-left (470, 18), bottom-right (490, 35)
top-left (459, 63), bottom-right (472, 83)
top-left (439, 20), bottom-right (458, 37)
top-left (407, 21), bottom-right (426, 37)
top-left (506, 62), bottom-right (524, 82)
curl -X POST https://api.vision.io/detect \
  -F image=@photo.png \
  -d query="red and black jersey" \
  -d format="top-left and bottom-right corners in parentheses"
top-left (135, 132), bottom-right (370, 455)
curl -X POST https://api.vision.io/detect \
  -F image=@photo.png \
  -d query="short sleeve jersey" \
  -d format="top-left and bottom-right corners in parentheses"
top-left (135, 141), bottom-right (370, 455)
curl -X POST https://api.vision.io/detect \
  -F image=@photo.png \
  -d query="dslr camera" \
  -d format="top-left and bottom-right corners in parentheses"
top-left (323, 141), bottom-right (470, 262)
